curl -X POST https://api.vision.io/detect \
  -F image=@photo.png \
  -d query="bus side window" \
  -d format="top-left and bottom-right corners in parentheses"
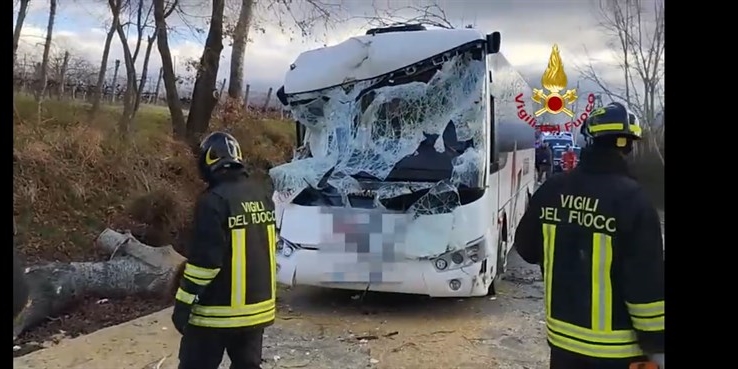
top-left (489, 93), bottom-right (499, 166)
top-left (294, 120), bottom-right (306, 147)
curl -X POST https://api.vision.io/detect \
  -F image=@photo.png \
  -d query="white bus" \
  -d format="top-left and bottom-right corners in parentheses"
top-left (269, 25), bottom-right (537, 297)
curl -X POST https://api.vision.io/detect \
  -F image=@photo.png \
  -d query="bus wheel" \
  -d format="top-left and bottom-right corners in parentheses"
top-left (489, 238), bottom-right (508, 296)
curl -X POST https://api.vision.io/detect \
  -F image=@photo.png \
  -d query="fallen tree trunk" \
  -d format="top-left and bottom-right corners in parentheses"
top-left (14, 229), bottom-right (185, 338)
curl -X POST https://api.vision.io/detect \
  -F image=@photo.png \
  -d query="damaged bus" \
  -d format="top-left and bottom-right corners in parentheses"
top-left (269, 25), bottom-right (536, 297)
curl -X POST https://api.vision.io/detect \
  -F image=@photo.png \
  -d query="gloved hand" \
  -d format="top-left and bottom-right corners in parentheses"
top-left (171, 300), bottom-right (192, 335)
top-left (649, 353), bottom-right (664, 369)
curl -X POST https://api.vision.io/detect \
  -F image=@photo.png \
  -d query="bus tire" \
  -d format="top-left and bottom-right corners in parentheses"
top-left (489, 218), bottom-right (508, 296)
top-left (497, 216), bottom-right (508, 276)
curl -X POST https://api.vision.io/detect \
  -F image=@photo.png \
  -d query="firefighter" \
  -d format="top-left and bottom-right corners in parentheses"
top-left (172, 131), bottom-right (277, 369)
top-left (536, 142), bottom-right (553, 183)
top-left (513, 102), bottom-right (665, 369)
top-left (561, 145), bottom-right (577, 172)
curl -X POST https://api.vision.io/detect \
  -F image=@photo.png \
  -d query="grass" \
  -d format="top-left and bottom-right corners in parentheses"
top-left (13, 94), bottom-right (294, 263)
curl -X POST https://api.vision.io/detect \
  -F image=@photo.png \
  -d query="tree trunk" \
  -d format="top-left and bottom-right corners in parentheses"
top-left (185, 0), bottom-right (226, 145)
top-left (13, 0), bottom-right (31, 68)
top-left (90, 21), bottom-right (118, 116)
top-left (114, 22), bottom-right (139, 137)
top-left (153, 0), bottom-right (186, 140)
top-left (135, 33), bottom-right (158, 112)
top-left (227, 0), bottom-right (255, 99)
top-left (13, 229), bottom-right (185, 339)
top-left (57, 51), bottom-right (70, 99)
top-left (34, 0), bottom-right (58, 103)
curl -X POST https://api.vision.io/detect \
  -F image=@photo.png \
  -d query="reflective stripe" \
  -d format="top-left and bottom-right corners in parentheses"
top-left (176, 287), bottom-right (197, 304)
top-left (192, 299), bottom-right (275, 316)
top-left (544, 226), bottom-right (642, 358)
top-left (189, 308), bottom-right (276, 328)
top-left (542, 223), bottom-right (556, 313)
top-left (591, 233), bottom-right (614, 331)
top-left (589, 123), bottom-right (642, 136)
top-left (231, 228), bottom-right (247, 306)
top-left (626, 301), bottom-right (665, 317)
top-left (547, 328), bottom-right (643, 359)
top-left (267, 224), bottom-right (277, 299)
top-left (184, 263), bottom-right (220, 280)
top-left (547, 317), bottom-right (636, 344)
top-left (631, 315), bottom-right (664, 331)
top-left (184, 274), bottom-right (210, 286)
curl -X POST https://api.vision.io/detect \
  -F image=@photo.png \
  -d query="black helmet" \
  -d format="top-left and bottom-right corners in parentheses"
top-left (581, 102), bottom-right (642, 141)
top-left (197, 131), bottom-right (243, 182)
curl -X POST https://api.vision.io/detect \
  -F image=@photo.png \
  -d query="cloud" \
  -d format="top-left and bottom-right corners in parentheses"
top-left (15, 0), bottom-right (657, 97)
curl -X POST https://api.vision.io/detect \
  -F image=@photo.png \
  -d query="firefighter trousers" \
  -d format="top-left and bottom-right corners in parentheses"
top-left (178, 325), bottom-right (264, 369)
top-left (549, 347), bottom-right (650, 369)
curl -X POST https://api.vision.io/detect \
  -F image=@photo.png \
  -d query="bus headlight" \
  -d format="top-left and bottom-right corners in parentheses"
top-left (276, 238), bottom-right (284, 252)
top-left (432, 240), bottom-right (487, 272)
top-left (434, 258), bottom-right (448, 270)
top-left (277, 237), bottom-right (300, 258)
top-left (283, 244), bottom-right (294, 257)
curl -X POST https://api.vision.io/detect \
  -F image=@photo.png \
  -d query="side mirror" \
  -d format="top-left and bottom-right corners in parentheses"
top-left (486, 32), bottom-right (501, 54)
top-left (276, 86), bottom-right (288, 106)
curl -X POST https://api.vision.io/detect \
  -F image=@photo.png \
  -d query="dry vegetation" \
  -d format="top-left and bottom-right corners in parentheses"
top-left (13, 94), bottom-right (294, 265)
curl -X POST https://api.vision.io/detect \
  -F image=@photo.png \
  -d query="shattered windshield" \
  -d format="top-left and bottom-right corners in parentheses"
top-left (270, 44), bottom-right (487, 213)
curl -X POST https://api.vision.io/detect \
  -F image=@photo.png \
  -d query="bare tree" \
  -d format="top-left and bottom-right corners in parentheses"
top-left (90, 16), bottom-right (120, 116)
top-left (362, 1), bottom-right (458, 29)
top-left (185, 0), bottom-right (226, 145)
top-left (134, 31), bottom-right (158, 111)
top-left (13, 0), bottom-right (31, 68)
top-left (578, 0), bottom-right (665, 163)
top-left (222, 0), bottom-right (346, 100)
top-left (264, 0), bottom-right (346, 39)
top-left (34, 0), bottom-right (58, 104)
top-left (108, 0), bottom-right (156, 136)
top-left (227, 0), bottom-right (255, 99)
top-left (153, 0), bottom-right (186, 139)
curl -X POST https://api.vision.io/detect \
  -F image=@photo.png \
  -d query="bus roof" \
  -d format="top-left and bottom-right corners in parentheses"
top-left (282, 28), bottom-right (486, 94)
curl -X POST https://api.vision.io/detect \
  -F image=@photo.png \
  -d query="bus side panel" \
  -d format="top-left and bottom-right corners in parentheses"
top-left (508, 148), bottom-right (536, 246)
top-left (486, 169), bottom-right (501, 278)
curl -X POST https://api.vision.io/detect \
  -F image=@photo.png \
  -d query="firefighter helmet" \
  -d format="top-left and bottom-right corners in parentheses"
top-left (581, 102), bottom-right (642, 140)
top-left (197, 131), bottom-right (244, 182)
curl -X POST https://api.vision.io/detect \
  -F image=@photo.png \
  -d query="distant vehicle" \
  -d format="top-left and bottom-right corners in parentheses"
top-left (552, 145), bottom-right (581, 173)
top-left (270, 25), bottom-right (536, 297)
top-left (542, 132), bottom-right (574, 148)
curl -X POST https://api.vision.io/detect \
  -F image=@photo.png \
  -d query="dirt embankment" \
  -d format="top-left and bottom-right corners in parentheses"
top-left (13, 95), bottom-right (294, 353)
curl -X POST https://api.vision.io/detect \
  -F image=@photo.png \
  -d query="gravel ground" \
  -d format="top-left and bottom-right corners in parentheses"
top-left (14, 251), bottom-right (549, 369)
top-left (14, 208), bottom-right (664, 368)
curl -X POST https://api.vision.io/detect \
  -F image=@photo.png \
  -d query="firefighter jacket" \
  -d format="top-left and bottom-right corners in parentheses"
top-left (513, 147), bottom-right (664, 359)
top-left (175, 171), bottom-right (277, 329)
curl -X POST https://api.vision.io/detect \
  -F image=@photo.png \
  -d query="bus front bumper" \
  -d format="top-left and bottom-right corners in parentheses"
top-left (275, 249), bottom-right (490, 297)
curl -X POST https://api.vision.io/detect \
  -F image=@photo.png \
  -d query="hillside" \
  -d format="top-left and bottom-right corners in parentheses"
top-left (12, 95), bottom-right (294, 352)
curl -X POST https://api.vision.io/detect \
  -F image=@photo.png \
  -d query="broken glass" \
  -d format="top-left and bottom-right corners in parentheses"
top-left (269, 49), bottom-right (487, 223)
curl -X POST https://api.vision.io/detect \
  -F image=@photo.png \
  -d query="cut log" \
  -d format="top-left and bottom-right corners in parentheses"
top-left (13, 229), bottom-right (185, 338)
top-left (13, 247), bottom-right (29, 320)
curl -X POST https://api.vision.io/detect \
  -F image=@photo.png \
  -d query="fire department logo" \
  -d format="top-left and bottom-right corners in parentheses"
top-left (532, 44), bottom-right (577, 117)
top-left (515, 44), bottom-right (596, 133)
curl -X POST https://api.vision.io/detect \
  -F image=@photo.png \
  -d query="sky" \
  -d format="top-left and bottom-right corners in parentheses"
top-left (14, 0), bottom-right (659, 100)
